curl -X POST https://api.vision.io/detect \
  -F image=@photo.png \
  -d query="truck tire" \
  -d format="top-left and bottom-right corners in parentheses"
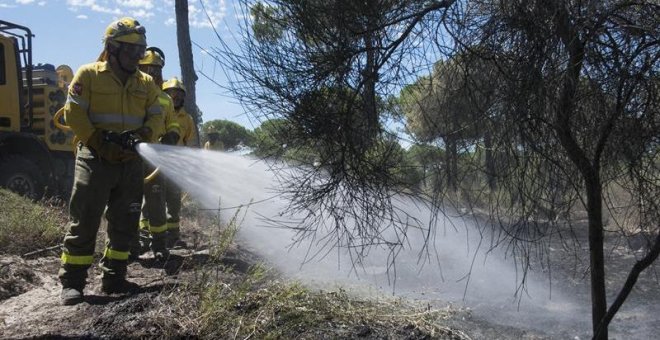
top-left (0, 156), bottom-right (46, 200)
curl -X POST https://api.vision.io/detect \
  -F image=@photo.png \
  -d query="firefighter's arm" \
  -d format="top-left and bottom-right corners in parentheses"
top-left (185, 115), bottom-right (199, 147)
top-left (164, 96), bottom-right (181, 135)
top-left (64, 68), bottom-right (95, 144)
top-left (160, 95), bottom-right (181, 145)
top-left (142, 81), bottom-right (165, 142)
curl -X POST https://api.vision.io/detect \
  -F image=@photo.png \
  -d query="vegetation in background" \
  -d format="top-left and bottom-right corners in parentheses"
top-left (0, 189), bottom-right (66, 300)
top-left (201, 119), bottom-right (255, 150)
top-left (0, 189), bottom-right (66, 255)
top-left (251, 118), bottom-right (298, 159)
top-left (209, 1), bottom-right (659, 339)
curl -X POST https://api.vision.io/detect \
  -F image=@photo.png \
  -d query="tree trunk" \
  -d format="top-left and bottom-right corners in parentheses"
top-left (175, 0), bottom-right (200, 145)
top-left (484, 130), bottom-right (496, 191)
top-left (360, 1), bottom-right (379, 150)
top-left (551, 2), bottom-right (608, 337)
top-left (594, 232), bottom-right (660, 338)
top-left (585, 173), bottom-right (608, 340)
top-left (445, 137), bottom-right (458, 193)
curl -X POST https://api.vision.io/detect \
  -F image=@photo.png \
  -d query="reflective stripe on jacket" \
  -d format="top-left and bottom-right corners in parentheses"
top-left (64, 61), bottom-right (165, 144)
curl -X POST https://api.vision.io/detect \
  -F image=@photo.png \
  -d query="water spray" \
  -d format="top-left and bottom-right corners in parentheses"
top-left (138, 144), bottom-right (660, 339)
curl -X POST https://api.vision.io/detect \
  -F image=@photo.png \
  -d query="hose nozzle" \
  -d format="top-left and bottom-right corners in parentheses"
top-left (119, 130), bottom-right (143, 152)
top-left (103, 130), bottom-right (144, 152)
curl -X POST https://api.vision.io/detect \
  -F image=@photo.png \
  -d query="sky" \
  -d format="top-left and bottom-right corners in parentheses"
top-left (1, 0), bottom-right (254, 128)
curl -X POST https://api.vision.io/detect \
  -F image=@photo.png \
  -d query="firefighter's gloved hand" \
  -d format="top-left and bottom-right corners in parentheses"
top-left (102, 130), bottom-right (122, 145)
top-left (134, 127), bottom-right (152, 142)
top-left (87, 130), bottom-right (123, 163)
top-left (160, 131), bottom-right (180, 145)
top-left (119, 130), bottom-right (143, 152)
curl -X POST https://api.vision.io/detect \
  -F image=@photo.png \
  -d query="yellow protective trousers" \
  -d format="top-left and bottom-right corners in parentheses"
top-left (165, 176), bottom-right (182, 232)
top-left (141, 164), bottom-right (169, 251)
top-left (59, 145), bottom-right (143, 289)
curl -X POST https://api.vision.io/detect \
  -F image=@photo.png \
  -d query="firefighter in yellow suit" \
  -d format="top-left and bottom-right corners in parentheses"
top-left (59, 17), bottom-right (164, 305)
top-left (132, 48), bottom-right (181, 260)
top-left (203, 130), bottom-right (224, 151)
top-left (162, 78), bottom-right (198, 248)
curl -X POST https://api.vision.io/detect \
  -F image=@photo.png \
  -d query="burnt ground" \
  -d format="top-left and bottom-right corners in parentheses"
top-left (1, 215), bottom-right (659, 339)
top-left (0, 228), bottom-right (260, 340)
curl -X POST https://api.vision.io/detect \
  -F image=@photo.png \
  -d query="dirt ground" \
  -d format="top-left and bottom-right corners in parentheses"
top-left (0, 226), bottom-right (258, 339)
top-left (1, 216), bottom-right (658, 339)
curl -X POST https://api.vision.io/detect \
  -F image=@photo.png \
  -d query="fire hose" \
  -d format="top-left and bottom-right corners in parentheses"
top-left (54, 108), bottom-right (160, 183)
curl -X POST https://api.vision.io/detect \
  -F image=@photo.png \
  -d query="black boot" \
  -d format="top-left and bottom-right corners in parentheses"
top-left (129, 238), bottom-right (142, 261)
top-left (99, 258), bottom-right (134, 294)
top-left (60, 287), bottom-right (84, 305)
top-left (129, 229), bottom-right (152, 261)
top-left (59, 273), bottom-right (86, 306)
top-left (151, 233), bottom-right (170, 261)
top-left (101, 277), bottom-right (140, 295)
top-left (166, 228), bottom-right (187, 249)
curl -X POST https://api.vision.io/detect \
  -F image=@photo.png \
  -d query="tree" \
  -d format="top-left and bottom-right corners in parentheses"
top-left (399, 57), bottom-right (491, 193)
top-left (175, 0), bottom-right (201, 145)
top-left (441, 2), bottom-right (660, 338)
top-left (201, 119), bottom-right (254, 150)
top-left (251, 118), bottom-right (290, 158)
top-left (207, 0), bottom-right (459, 267)
top-left (209, 1), bottom-right (659, 338)
top-left (404, 144), bottom-right (445, 191)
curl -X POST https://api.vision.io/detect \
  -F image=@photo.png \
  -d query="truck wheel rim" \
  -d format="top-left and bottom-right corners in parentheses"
top-left (7, 174), bottom-right (35, 197)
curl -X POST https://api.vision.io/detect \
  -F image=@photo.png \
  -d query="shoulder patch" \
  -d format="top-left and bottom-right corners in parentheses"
top-left (71, 82), bottom-right (83, 96)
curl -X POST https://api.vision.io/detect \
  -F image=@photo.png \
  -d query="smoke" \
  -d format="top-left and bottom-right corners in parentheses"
top-left (137, 144), bottom-right (656, 339)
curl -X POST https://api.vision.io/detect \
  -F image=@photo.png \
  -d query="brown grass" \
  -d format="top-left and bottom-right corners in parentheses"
top-left (0, 189), bottom-right (67, 255)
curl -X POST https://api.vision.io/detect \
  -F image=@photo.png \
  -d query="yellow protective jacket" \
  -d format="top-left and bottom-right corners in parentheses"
top-left (173, 107), bottom-right (198, 147)
top-left (64, 61), bottom-right (164, 145)
top-left (203, 140), bottom-right (224, 151)
top-left (157, 90), bottom-right (181, 142)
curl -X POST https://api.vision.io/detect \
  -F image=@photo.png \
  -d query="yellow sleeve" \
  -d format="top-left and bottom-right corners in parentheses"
top-left (143, 81), bottom-right (165, 141)
top-left (162, 94), bottom-right (181, 137)
top-left (64, 66), bottom-right (96, 144)
top-left (185, 115), bottom-right (199, 147)
top-left (165, 111), bottom-right (182, 136)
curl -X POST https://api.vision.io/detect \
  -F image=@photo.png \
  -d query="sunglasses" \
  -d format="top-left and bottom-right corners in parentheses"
top-left (121, 43), bottom-right (147, 58)
top-left (139, 64), bottom-right (162, 75)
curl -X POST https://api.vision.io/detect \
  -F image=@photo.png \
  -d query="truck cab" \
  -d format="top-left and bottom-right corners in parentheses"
top-left (0, 20), bottom-right (74, 200)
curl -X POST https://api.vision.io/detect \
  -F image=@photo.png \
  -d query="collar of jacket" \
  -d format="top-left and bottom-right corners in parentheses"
top-left (175, 107), bottom-right (188, 118)
top-left (96, 61), bottom-right (141, 82)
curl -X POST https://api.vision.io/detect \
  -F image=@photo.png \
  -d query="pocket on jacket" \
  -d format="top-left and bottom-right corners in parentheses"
top-left (89, 83), bottom-right (121, 113)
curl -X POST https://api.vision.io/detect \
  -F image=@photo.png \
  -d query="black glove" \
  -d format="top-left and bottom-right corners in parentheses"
top-left (119, 130), bottom-right (143, 152)
top-left (87, 130), bottom-right (123, 163)
top-left (160, 131), bottom-right (180, 145)
top-left (102, 130), bottom-right (122, 145)
top-left (100, 130), bottom-right (142, 152)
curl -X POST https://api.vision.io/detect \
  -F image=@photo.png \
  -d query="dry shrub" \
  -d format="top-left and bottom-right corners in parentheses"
top-left (0, 189), bottom-right (67, 255)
